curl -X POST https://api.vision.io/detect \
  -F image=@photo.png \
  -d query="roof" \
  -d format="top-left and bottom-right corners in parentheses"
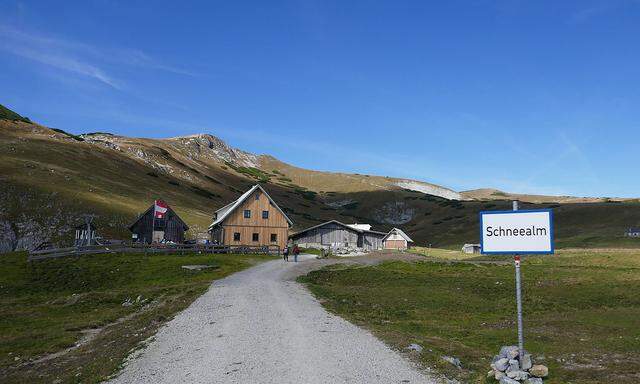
top-left (290, 220), bottom-right (386, 238)
top-left (208, 184), bottom-right (293, 230)
top-left (128, 203), bottom-right (189, 231)
top-left (382, 227), bottom-right (414, 243)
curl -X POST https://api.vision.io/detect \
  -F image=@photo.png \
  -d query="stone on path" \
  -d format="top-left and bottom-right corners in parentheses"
top-left (441, 356), bottom-right (462, 368)
top-left (530, 364), bottom-right (549, 378)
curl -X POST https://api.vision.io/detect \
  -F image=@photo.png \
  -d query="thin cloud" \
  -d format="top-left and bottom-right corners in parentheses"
top-left (0, 26), bottom-right (121, 88)
top-left (0, 25), bottom-right (197, 89)
top-left (113, 48), bottom-right (199, 77)
top-left (568, 1), bottom-right (637, 25)
top-left (569, 6), bottom-right (606, 24)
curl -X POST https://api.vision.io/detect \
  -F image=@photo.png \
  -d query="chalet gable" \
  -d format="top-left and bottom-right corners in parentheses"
top-left (382, 227), bottom-right (414, 242)
top-left (209, 184), bottom-right (293, 230)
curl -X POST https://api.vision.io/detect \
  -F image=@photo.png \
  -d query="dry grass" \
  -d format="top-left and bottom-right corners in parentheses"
top-left (300, 248), bottom-right (640, 383)
top-left (0, 251), bottom-right (275, 384)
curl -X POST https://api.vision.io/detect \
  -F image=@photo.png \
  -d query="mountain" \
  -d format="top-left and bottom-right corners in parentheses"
top-left (1, 104), bottom-right (639, 252)
top-left (0, 104), bottom-right (31, 123)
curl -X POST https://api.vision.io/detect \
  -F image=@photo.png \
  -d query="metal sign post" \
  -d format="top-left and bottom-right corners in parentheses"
top-left (513, 197), bottom-right (524, 360)
top-left (480, 202), bottom-right (554, 362)
top-left (514, 254), bottom-right (524, 359)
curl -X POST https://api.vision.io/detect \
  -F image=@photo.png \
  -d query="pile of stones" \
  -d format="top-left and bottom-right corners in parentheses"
top-left (488, 346), bottom-right (549, 384)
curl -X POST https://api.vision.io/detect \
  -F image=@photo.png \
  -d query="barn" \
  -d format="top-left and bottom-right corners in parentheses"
top-left (208, 184), bottom-right (292, 249)
top-left (382, 227), bottom-right (414, 250)
top-left (290, 220), bottom-right (386, 251)
top-left (129, 200), bottom-right (189, 244)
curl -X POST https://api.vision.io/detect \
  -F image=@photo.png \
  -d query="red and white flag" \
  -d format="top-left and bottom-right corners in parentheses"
top-left (154, 200), bottom-right (168, 219)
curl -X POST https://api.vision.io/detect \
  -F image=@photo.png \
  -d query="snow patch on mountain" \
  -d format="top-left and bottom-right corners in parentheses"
top-left (394, 180), bottom-right (461, 200)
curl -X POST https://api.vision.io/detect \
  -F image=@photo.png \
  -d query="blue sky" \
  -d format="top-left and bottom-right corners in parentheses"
top-left (1, 1), bottom-right (639, 197)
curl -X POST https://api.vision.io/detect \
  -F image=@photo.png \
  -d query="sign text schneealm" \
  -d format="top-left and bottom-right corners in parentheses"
top-left (480, 209), bottom-right (554, 254)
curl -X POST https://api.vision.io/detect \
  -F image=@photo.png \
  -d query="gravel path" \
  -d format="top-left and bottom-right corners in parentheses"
top-left (109, 254), bottom-right (438, 384)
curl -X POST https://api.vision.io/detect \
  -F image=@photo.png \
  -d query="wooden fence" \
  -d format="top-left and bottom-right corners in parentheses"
top-left (28, 243), bottom-right (281, 261)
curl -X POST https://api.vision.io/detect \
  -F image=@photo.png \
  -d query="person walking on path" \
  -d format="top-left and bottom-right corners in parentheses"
top-left (293, 244), bottom-right (300, 262)
top-left (282, 246), bottom-right (289, 262)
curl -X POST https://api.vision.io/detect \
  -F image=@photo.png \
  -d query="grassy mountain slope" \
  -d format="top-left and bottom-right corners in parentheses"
top-left (259, 156), bottom-right (462, 199)
top-left (0, 104), bottom-right (31, 123)
top-left (460, 188), bottom-right (629, 204)
top-left (1, 105), bottom-right (639, 252)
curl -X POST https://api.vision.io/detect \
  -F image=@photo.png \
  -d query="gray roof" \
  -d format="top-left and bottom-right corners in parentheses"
top-left (382, 227), bottom-right (414, 242)
top-left (208, 184), bottom-right (293, 230)
top-left (290, 220), bottom-right (386, 238)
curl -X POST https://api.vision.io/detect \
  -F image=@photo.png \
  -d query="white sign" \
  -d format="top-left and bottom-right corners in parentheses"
top-left (480, 209), bottom-right (554, 254)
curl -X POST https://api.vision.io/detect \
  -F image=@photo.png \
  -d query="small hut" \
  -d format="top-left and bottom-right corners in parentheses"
top-left (382, 228), bottom-right (414, 250)
top-left (462, 243), bottom-right (481, 254)
top-left (129, 200), bottom-right (189, 244)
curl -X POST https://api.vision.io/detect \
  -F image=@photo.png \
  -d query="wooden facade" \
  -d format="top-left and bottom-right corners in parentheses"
top-left (209, 185), bottom-right (292, 249)
top-left (363, 232), bottom-right (385, 250)
top-left (290, 220), bottom-right (386, 251)
top-left (129, 204), bottom-right (189, 244)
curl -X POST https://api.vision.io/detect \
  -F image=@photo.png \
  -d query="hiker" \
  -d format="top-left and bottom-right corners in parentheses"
top-left (293, 244), bottom-right (300, 262)
top-left (283, 245), bottom-right (289, 262)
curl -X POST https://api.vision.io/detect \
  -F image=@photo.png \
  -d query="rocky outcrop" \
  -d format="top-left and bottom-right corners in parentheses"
top-left (0, 220), bottom-right (18, 253)
top-left (166, 134), bottom-right (258, 168)
top-left (373, 201), bottom-right (415, 225)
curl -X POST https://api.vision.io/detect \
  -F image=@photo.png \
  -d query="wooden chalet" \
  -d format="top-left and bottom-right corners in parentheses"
top-left (208, 185), bottom-right (292, 249)
top-left (129, 201), bottom-right (189, 244)
top-left (289, 220), bottom-right (386, 251)
top-left (382, 227), bottom-right (414, 250)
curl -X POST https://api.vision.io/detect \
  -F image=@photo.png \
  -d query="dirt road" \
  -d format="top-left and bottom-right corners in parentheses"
top-left (108, 254), bottom-right (437, 384)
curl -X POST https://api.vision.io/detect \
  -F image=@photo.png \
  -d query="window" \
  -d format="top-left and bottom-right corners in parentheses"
top-left (252, 233), bottom-right (259, 242)
top-left (244, 209), bottom-right (251, 218)
top-left (262, 210), bottom-right (269, 219)
top-left (255, 192), bottom-right (260, 200)
top-left (233, 232), bottom-right (241, 241)
top-left (270, 233), bottom-right (277, 243)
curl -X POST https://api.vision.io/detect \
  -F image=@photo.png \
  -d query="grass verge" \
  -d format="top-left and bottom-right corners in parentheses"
top-left (299, 249), bottom-right (640, 383)
top-left (0, 251), bottom-right (274, 383)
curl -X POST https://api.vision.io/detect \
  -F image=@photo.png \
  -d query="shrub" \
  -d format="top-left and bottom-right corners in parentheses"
top-left (51, 128), bottom-right (84, 141)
